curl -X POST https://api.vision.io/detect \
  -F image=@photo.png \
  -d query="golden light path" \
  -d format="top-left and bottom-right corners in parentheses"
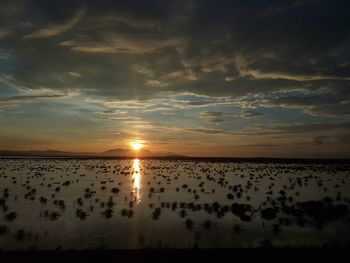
top-left (132, 158), bottom-right (142, 204)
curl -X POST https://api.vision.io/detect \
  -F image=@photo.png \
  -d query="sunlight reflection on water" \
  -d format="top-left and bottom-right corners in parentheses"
top-left (132, 159), bottom-right (142, 204)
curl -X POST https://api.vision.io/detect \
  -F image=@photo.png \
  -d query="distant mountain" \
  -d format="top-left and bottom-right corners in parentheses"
top-left (0, 148), bottom-right (183, 158)
top-left (100, 148), bottom-right (130, 156)
top-left (100, 148), bottom-right (153, 157)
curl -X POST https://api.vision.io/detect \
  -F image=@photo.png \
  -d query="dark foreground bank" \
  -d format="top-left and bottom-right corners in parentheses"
top-left (0, 248), bottom-right (348, 263)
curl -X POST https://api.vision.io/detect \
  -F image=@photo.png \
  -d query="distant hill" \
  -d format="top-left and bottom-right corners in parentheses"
top-left (100, 148), bottom-right (154, 157)
top-left (0, 148), bottom-right (184, 158)
top-left (1, 150), bottom-right (349, 163)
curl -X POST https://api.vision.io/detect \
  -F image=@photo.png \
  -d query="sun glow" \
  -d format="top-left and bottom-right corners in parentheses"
top-left (131, 142), bottom-right (143, 151)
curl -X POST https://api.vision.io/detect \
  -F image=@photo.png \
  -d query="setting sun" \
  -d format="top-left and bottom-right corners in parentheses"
top-left (131, 142), bottom-right (143, 151)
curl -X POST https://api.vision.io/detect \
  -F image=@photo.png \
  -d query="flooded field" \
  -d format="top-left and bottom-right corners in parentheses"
top-left (0, 158), bottom-right (349, 249)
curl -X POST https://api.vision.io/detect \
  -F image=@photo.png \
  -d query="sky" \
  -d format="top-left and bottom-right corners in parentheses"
top-left (0, 0), bottom-right (350, 158)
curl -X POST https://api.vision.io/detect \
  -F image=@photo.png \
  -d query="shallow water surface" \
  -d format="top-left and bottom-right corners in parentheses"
top-left (0, 158), bottom-right (349, 249)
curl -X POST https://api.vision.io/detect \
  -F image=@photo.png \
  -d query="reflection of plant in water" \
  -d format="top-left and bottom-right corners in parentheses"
top-left (138, 234), bottom-right (144, 247)
top-left (15, 229), bottom-right (25, 242)
top-left (193, 231), bottom-right (201, 248)
top-left (185, 218), bottom-right (194, 230)
top-left (0, 225), bottom-right (8, 236)
top-left (230, 224), bottom-right (243, 247)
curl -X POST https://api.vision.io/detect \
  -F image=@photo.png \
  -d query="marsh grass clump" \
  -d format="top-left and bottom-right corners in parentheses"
top-left (15, 229), bottom-right (25, 242)
top-left (152, 208), bottom-right (161, 220)
top-left (62, 180), bottom-right (70, 186)
top-left (107, 198), bottom-right (115, 208)
top-left (172, 202), bottom-right (177, 211)
top-left (127, 209), bottom-right (134, 218)
top-left (185, 219), bottom-right (194, 230)
top-left (179, 209), bottom-right (187, 218)
top-left (77, 198), bottom-right (83, 206)
top-left (272, 224), bottom-right (281, 234)
top-left (233, 224), bottom-right (242, 234)
top-left (54, 200), bottom-right (66, 210)
top-left (0, 225), bottom-right (8, 236)
top-left (50, 212), bottom-right (60, 220)
top-left (231, 203), bottom-right (253, 222)
top-left (261, 239), bottom-right (273, 248)
top-left (121, 208), bottom-right (128, 217)
top-left (5, 211), bottom-right (17, 222)
top-left (39, 197), bottom-right (48, 204)
top-left (111, 188), bottom-right (120, 194)
top-left (103, 208), bottom-right (113, 219)
top-left (203, 220), bottom-right (211, 230)
top-left (226, 193), bottom-right (234, 200)
top-left (3, 189), bottom-right (9, 199)
top-left (76, 209), bottom-right (88, 220)
top-left (261, 207), bottom-right (279, 220)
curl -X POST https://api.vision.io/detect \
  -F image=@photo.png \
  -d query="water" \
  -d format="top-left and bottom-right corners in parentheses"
top-left (0, 158), bottom-right (349, 249)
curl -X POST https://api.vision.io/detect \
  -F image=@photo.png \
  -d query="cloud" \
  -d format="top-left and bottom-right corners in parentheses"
top-left (0, 0), bottom-right (27, 19)
top-left (200, 111), bottom-right (235, 123)
top-left (2, 1), bottom-right (348, 93)
top-left (185, 128), bottom-right (234, 135)
top-left (0, 95), bottom-right (66, 106)
top-left (0, 30), bottom-right (10, 39)
top-left (0, 75), bottom-right (29, 92)
top-left (253, 122), bottom-right (350, 135)
top-left (24, 8), bottom-right (85, 39)
top-left (313, 134), bottom-right (350, 145)
top-left (5, 0), bottom-right (349, 104)
top-left (100, 109), bottom-right (127, 115)
top-left (183, 100), bottom-right (229, 107)
top-left (97, 108), bottom-right (142, 122)
top-left (183, 121), bottom-right (350, 138)
top-left (240, 110), bottom-right (264, 118)
top-left (256, 88), bottom-right (350, 116)
top-left (90, 14), bottom-right (161, 29)
top-left (146, 79), bottom-right (168, 88)
top-left (131, 65), bottom-right (154, 77)
top-left (61, 36), bottom-right (187, 54)
top-left (240, 68), bottom-right (350, 81)
top-left (67, 72), bottom-right (81, 77)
